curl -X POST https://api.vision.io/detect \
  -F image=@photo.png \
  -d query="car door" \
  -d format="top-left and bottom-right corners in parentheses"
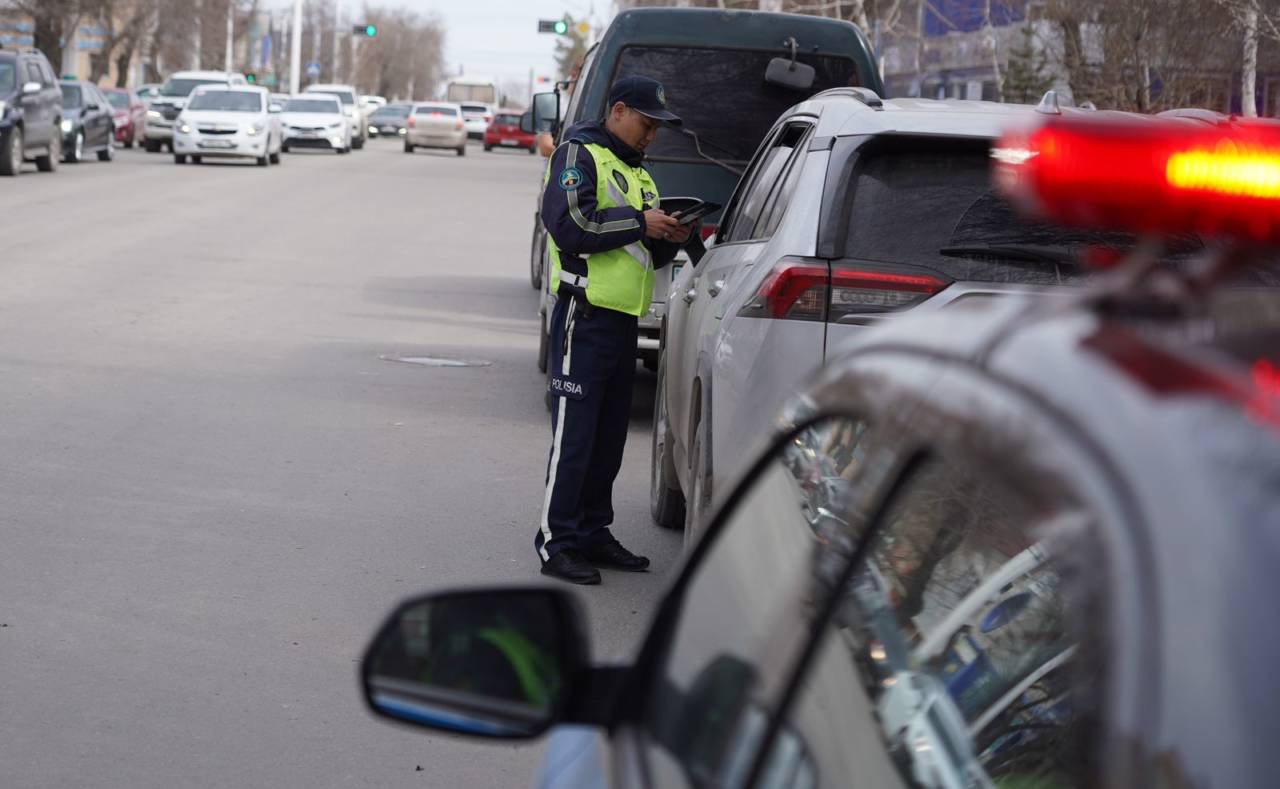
top-left (665, 118), bottom-right (814, 475)
top-left (619, 412), bottom-right (889, 789)
top-left (89, 87), bottom-right (111, 147)
top-left (22, 60), bottom-right (50, 147)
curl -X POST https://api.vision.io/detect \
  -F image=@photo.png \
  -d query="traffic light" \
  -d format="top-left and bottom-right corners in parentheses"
top-left (554, 19), bottom-right (568, 35)
top-left (353, 23), bottom-right (377, 37)
top-left (537, 18), bottom-right (570, 35)
top-left (245, 72), bottom-right (256, 83)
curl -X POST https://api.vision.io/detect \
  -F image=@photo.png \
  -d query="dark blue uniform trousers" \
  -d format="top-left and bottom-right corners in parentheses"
top-left (536, 294), bottom-right (637, 561)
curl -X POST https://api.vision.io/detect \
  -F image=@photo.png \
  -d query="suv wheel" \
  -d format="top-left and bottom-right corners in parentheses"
top-left (650, 354), bottom-right (686, 529)
top-left (97, 140), bottom-right (114, 162)
top-left (684, 419), bottom-right (709, 543)
top-left (66, 131), bottom-right (84, 164)
top-left (537, 308), bottom-right (549, 373)
top-left (144, 139), bottom-right (160, 153)
top-left (0, 126), bottom-right (22, 176)
top-left (35, 132), bottom-right (58, 172)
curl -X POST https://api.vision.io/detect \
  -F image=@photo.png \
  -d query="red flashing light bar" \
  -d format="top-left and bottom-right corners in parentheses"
top-left (993, 116), bottom-right (1280, 245)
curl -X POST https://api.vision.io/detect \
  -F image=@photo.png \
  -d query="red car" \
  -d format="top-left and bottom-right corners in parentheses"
top-left (102, 88), bottom-right (145, 148)
top-left (483, 109), bottom-right (536, 154)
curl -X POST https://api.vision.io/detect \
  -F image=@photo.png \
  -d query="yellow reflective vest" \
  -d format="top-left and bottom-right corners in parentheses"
top-left (545, 141), bottom-right (659, 317)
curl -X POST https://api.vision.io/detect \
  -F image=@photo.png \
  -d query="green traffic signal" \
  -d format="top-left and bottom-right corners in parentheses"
top-left (365, 24), bottom-right (377, 37)
top-left (553, 20), bottom-right (568, 35)
top-left (245, 73), bottom-right (256, 83)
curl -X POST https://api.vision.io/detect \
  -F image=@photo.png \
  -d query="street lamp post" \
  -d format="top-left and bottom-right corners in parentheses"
top-left (290, 0), bottom-right (303, 94)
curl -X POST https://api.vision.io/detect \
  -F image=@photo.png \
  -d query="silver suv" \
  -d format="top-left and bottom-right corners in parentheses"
top-left (143, 70), bottom-right (247, 153)
top-left (652, 91), bottom-right (1222, 536)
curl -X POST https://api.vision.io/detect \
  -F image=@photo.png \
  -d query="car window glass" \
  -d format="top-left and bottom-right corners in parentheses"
top-left (643, 417), bottom-right (875, 789)
top-left (105, 91), bottom-right (130, 110)
top-left (614, 46), bottom-right (857, 164)
top-left (40, 60), bottom-right (56, 87)
top-left (415, 105), bottom-right (458, 117)
top-left (728, 122), bottom-right (812, 244)
top-left (285, 98), bottom-right (339, 113)
top-left (186, 91), bottom-right (261, 112)
top-left (25, 62), bottom-right (42, 87)
top-left (60, 84), bottom-right (82, 109)
top-left (755, 128), bottom-right (815, 239)
top-left (776, 456), bottom-right (1103, 789)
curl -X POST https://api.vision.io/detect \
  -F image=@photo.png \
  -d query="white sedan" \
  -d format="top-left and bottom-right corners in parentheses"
top-left (403, 102), bottom-right (467, 156)
top-left (172, 85), bottom-right (282, 166)
top-left (279, 95), bottom-right (351, 154)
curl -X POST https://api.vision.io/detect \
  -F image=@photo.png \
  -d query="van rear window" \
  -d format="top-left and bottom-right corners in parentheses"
top-left (615, 46), bottom-right (858, 163)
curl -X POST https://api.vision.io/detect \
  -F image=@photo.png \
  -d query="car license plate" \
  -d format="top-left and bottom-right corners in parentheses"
top-left (199, 140), bottom-right (235, 149)
top-left (381, 126), bottom-right (396, 133)
top-left (500, 139), bottom-right (519, 146)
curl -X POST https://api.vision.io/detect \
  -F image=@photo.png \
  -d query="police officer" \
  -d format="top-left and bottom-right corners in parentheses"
top-left (536, 76), bottom-right (692, 585)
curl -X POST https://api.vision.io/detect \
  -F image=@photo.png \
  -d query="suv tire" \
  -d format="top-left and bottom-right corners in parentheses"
top-left (97, 141), bottom-right (114, 162)
top-left (529, 226), bottom-right (544, 290)
top-left (352, 136), bottom-right (364, 150)
top-left (404, 142), bottom-right (413, 153)
top-left (650, 354), bottom-right (686, 529)
top-left (0, 126), bottom-right (21, 176)
top-left (34, 133), bottom-right (58, 172)
top-left (145, 139), bottom-right (161, 153)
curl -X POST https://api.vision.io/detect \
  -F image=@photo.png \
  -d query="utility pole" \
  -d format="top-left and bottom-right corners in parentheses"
top-left (289, 0), bottom-right (303, 94)
top-left (332, 0), bottom-right (341, 82)
top-left (225, 0), bottom-right (234, 72)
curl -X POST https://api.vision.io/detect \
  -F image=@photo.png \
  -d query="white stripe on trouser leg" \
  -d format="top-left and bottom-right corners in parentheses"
top-left (538, 299), bottom-right (576, 561)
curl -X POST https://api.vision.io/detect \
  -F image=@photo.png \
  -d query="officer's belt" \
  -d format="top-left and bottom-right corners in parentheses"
top-left (559, 271), bottom-right (588, 290)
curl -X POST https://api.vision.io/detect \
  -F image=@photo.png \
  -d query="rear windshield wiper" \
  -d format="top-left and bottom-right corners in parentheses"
top-left (674, 127), bottom-right (745, 177)
top-left (939, 244), bottom-right (1080, 266)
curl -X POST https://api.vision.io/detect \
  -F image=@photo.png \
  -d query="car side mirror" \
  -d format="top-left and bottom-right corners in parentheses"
top-left (531, 91), bottom-right (559, 136)
top-left (361, 586), bottom-right (595, 739)
top-left (269, 104), bottom-right (282, 114)
top-left (519, 110), bottom-right (534, 134)
top-left (765, 57), bottom-right (816, 92)
top-left (84, 102), bottom-right (99, 111)
top-left (22, 81), bottom-right (42, 95)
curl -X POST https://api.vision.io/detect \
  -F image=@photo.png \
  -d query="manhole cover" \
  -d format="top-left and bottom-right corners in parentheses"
top-left (379, 354), bottom-right (492, 368)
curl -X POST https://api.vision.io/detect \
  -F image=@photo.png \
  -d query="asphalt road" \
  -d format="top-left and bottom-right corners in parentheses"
top-left (0, 139), bottom-right (681, 787)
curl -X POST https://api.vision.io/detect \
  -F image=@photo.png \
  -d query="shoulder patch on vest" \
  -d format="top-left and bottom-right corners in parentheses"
top-left (611, 169), bottom-right (630, 194)
top-left (559, 167), bottom-right (584, 190)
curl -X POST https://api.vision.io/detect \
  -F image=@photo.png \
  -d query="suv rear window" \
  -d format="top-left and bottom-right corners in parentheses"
top-left (160, 78), bottom-right (225, 97)
top-left (460, 104), bottom-right (488, 114)
top-left (0, 62), bottom-right (14, 93)
top-left (415, 105), bottom-right (458, 117)
top-left (841, 139), bottom-right (1117, 285)
top-left (493, 113), bottom-right (520, 126)
top-left (310, 89), bottom-right (355, 105)
top-left (615, 46), bottom-right (858, 163)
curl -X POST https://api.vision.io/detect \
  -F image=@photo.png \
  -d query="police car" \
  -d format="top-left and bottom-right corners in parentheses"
top-left (360, 114), bottom-right (1280, 789)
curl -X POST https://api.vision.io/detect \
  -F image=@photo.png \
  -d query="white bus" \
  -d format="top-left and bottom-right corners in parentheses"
top-left (445, 76), bottom-right (498, 105)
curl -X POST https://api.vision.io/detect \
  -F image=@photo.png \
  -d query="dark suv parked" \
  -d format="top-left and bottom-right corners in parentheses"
top-left (0, 49), bottom-right (63, 176)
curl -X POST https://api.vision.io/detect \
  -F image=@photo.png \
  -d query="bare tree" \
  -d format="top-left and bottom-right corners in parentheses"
top-left (5, 0), bottom-right (81, 72)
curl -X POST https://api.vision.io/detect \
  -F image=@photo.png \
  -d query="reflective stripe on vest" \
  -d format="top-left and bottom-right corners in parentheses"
top-left (544, 140), bottom-right (660, 317)
top-left (477, 627), bottom-right (555, 708)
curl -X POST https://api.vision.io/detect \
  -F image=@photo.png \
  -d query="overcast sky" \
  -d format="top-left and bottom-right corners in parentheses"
top-left (398, 0), bottom-right (611, 87)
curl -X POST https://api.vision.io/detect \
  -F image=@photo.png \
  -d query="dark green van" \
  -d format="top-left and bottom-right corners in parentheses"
top-left (530, 7), bottom-right (883, 374)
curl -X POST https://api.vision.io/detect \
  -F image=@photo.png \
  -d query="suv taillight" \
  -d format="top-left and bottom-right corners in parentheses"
top-left (738, 258), bottom-right (949, 322)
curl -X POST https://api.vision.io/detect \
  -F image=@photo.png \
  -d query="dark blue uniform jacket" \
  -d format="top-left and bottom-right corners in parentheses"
top-left (540, 121), bottom-right (680, 269)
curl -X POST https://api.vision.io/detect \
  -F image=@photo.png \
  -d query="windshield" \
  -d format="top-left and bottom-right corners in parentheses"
top-left (415, 105), bottom-right (458, 117)
top-left (284, 98), bottom-right (340, 114)
top-left (615, 46), bottom-right (859, 163)
top-left (60, 84), bottom-right (82, 109)
top-left (372, 105), bottom-right (410, 119)
top-left (0, 63), bottom-right (15, 93)
top-left (187, 91), bottom-right (262, 112)
top-left (160, 78), bottom-right (226, 97)
top-left (309, 89), bottom-right (355, 105)
top-left (493, 113), bottom-right (520, 126)
top-left (460, 104), bottom-right (488, 114)
top-left (104, 91), bottom-right (130, 110)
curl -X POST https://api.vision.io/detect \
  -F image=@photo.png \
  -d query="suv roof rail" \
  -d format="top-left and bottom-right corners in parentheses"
top-left (814, 86), bottom-right (883, 110)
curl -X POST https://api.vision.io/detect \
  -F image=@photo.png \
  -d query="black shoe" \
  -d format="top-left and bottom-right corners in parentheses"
top-left (541, 550), bottom-right (602, 585)
top-left (581, 539), bottom-right (650, 572)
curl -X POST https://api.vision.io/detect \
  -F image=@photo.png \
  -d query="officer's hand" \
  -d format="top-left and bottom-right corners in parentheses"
top-left (667, 221), bottom-right (694, 245)
top-left (643, 209), bottom-right (680, 241)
